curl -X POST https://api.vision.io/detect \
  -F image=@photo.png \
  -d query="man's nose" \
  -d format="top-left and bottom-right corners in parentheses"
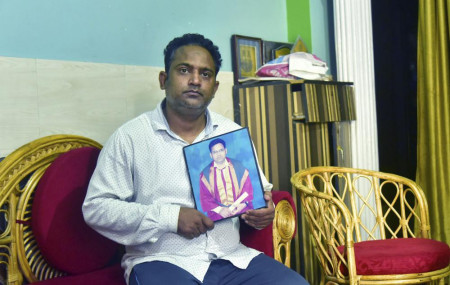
top-left (189, 72), bottom-right (201, 85)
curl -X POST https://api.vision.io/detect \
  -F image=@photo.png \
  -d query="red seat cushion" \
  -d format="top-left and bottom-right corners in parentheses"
top-left (338, 238), bottom-right (450, 275)
top-left (34, 264), bottom-right (125, 285)
top-left (32, 147), bottom-right (120, 275)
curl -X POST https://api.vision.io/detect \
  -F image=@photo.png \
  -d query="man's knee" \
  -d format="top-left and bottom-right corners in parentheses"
top-left (249, 254), bottom-right (309, 285)
top-left (278, 269), bottom-right (309, 285)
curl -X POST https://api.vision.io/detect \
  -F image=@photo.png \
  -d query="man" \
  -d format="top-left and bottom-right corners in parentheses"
top-left (83, 33), bottom-right (308, 285)
top-left (200, 138), bottom-right (254, 221)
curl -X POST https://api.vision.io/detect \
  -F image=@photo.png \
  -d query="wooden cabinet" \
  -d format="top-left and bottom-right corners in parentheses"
top-left (233, 79), bottom-right (355, 282)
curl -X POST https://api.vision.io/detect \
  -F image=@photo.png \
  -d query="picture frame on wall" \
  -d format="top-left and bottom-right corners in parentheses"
top-left (231, 35), bottom-right (263, 84)
top-left (262, 40), bottom-right (293, 64)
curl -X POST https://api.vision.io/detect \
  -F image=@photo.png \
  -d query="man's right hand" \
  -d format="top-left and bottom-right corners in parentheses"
top-left (178, 207), bottom-right (214, 239)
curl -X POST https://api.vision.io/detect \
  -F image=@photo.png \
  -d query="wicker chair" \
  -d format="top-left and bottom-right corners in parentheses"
top-left (0, 134), bottom-right (297, 284)
top-left (291, 166), bottom-right (450, 285)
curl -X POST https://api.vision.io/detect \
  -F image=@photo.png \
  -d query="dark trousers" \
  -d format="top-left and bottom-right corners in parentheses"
top-left (129, 253), bottom-right (309, 285)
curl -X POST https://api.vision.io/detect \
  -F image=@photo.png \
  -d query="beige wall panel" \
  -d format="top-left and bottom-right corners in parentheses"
top-left (0, 56), bottom-right (235, 157)
top-left (36, 59), bottom-right (128, 145)
top-left (209, 72), bottom-right (234, 121)
top-left (125, 65), bottom-right (165, 119)
top-left (0, 57), bottom-right (39, 157)
top-left (0, 57), bottom-right (37, 97)
top-left (0, 124), bottom-right (40, 158)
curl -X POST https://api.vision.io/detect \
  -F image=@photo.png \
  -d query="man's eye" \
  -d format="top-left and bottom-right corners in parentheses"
top-left (202, 71), bottom-right (212, 78)
top-left (180, 68), bottom-right (188, 73)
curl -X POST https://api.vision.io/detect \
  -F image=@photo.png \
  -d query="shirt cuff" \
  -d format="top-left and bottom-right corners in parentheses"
top-left (263, 183), bottom-right (273, 191)
top-left (160, 204), bottom-right (180, 233)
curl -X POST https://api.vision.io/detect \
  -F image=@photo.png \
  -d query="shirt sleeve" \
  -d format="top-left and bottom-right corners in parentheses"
top-left (82, 129), bottom-right (179, 246)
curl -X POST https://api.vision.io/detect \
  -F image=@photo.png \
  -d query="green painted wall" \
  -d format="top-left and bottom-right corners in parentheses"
top-left (286, 0), bottom-right (312, 51)
top-left (286, 0), bottom-right (334, 76)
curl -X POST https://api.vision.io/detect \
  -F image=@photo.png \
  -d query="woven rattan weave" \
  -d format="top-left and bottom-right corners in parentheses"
top-left (291, 166), bottom-right (449, 285)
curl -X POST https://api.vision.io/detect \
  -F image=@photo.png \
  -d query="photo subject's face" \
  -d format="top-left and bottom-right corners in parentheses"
top-left (210, 143), bottom-right (226, 164)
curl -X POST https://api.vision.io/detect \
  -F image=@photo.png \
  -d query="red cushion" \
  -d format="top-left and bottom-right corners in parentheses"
top-left (32, 147), bottom-right (120, 275)
top-left (34, 264), bottom-right (125, 285)
top-left (240, 190), bottom-right (297, 257)
top-left (338, 238), bottom-right (450, 275)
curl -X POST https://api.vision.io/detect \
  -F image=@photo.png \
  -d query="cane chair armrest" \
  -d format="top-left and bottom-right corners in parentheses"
top-left (272, 192), bottom-right (297, 267)
top-left (292, 183), bottom-right (357, 283)
top-left (240, 190), bottom-right (297, 268)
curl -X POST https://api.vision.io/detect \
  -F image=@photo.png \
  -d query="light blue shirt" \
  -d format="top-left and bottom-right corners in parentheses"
top-left (82, 101), bottom-right (272, 283)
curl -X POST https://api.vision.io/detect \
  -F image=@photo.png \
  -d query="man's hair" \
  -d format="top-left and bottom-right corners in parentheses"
top-left (209, 138), bottom-right (226, 152)
top-left (164, 33), bottom-right (222, 75)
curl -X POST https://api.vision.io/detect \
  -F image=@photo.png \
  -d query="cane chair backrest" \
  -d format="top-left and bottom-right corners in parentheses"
top-left (292, 166), bottom-right (430, 242)
top-left (291, 166), bottom-right (450, 285)
top-left (0, 135), bottom-right (102, 284)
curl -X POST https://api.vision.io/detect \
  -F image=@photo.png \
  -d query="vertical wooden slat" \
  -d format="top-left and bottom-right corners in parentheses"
top-left (233, 80), bottom-right (356, 283)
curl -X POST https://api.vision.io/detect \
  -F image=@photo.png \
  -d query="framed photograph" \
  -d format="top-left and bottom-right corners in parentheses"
top-left (262, 40), bottom-right (293, 64)
top-left (231, 35), bottom-right (263, 84)
top-left (183, 127), bottom-right (266, 222)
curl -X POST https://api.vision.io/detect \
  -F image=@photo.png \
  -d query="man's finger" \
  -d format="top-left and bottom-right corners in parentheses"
top-left (202, 216), bottom-right (215, 230)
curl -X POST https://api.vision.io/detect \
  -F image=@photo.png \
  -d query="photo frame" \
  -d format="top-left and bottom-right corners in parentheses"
top-left (231, 35), bottom-right (263, 84)
top-left (262, 40), bottom-right (293, 64)
top-left (183, 127), bottom-right (266, 222)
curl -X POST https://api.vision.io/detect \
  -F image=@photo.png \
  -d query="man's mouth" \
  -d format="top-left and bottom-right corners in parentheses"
top-left (184, 90), bottom-right (202, 97)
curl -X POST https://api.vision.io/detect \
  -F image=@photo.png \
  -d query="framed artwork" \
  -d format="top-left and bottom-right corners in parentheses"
top-left (262, 40), bottom-right (293, 63)
top-left (183, 127), bottom-right (266, 222)
top-left (231, 35), bottom-right (263, 84)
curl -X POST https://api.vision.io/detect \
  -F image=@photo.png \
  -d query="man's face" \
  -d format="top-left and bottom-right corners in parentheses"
top-left (210, 143), bottom-right (227, 165)
top-left (159, 45), bottom-right (219, 117)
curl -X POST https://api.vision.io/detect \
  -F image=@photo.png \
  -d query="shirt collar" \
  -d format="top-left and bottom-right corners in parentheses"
top-left (150, 99), bottom-right (170, 131)
top-left (150, 99), bottom-right (219, 138)
top-left (213, 159), bottom-right (229, 170)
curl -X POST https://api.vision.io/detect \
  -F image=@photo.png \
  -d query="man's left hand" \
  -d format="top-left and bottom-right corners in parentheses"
top-left (241, 191), bottom-right (275, 229)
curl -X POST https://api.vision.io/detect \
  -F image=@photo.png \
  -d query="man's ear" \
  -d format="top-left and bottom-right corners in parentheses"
top-left (159, 71), bottom-right (168, 90)
top-left (213, 81), bottom-right (220, 96)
